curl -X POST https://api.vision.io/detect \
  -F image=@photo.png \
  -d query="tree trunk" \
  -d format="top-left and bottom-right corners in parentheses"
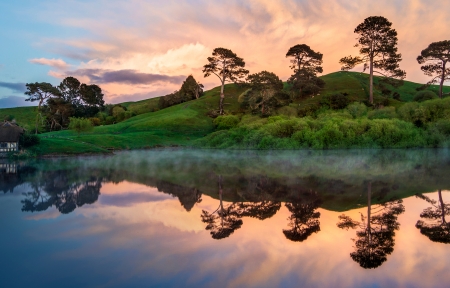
top-left (367, 181), bottom-right (372, 243)
top-left (439, 62), bottom-right (446, 99)
top-left (438, 189), bottom-right (446, 224)
top-left (219, 82), bottom-right (225, 115)
top-left (219, 175), bottom-right (224, 227)
top-left (369, 56), bottom-right (374, 104)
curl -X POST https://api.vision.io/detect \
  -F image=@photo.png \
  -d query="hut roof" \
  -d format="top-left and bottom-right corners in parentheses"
top-left (0, 121), bottom-right (24, 142)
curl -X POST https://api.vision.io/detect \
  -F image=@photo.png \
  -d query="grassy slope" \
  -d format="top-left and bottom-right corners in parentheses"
top-left (2, 71), bottom-right (449, 155)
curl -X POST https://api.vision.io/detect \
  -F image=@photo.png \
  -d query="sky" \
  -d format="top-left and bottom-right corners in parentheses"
top-left (0, 0), bottom-right (449, 108)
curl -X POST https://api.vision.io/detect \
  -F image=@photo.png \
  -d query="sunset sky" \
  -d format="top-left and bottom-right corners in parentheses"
top-left (1, 0), bottom-right (449, 107)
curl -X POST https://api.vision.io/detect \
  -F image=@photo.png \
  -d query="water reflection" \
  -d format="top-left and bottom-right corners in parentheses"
top-left (2, 150), bottom-right (450, 287)
top-left (337, 182), bottom-right (405, 269)
top-left (21, 170), bottom-right (102, 214)
top-left (416, 189), bottom-right (450, 243)
top-left (201, 175), bottom-right (243, 239)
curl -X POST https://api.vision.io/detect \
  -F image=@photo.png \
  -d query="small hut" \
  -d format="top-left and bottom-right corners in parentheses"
top-left (0, 121), bottom-right (24, 153)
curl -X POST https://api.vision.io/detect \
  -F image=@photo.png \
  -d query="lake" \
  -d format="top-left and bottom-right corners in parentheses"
top-left (1, 149), bottom-right (450, 288)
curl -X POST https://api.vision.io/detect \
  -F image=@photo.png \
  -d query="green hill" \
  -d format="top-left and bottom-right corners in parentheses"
top-left (1, 71), bottom-right (449, 155)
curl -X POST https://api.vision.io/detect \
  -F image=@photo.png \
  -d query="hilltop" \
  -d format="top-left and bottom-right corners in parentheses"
top-left (1, 71), bottom-right (449, 156)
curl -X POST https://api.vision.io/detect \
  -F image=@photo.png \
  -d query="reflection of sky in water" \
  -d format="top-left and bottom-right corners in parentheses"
top-left (1, 179), bottom-right (450, 287)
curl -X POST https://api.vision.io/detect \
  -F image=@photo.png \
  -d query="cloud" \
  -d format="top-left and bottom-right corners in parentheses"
top-left (0, 96), bottom-right (37, 108)
top-left (0, 82), bottom-right (27, 93)
top-left (28, 58), bottom-right (70, 70)
top-left (69, 69), bottom-right (186, 85)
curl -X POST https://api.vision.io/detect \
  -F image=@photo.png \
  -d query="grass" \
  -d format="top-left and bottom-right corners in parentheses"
top-left (0, 106), bottom-right (38, 131)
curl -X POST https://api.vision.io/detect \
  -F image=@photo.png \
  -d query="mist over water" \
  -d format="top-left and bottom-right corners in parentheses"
top-left (1, 149), bottom-right (450, 287)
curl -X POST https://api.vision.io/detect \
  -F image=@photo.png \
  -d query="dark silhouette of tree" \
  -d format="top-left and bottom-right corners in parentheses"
top-left (24, 82), bottom-right (60, 133)
top-left (236, 201), bottom-right (281, 220)
top-left (283, 198), bottom-right (321, 242)
top-left (179, 75), bottom-right (204, 100)
top-left (417, 41), bottom-right (450, 98)
top-left (339, 16), bottom-right (406, 104)
top-left (21, 171), bottom-right (102, 214)
top-left (156, 180), bottom-right (202, 212)
top-left (203, 48), bottom-right (249, 115)
top-left (415, 190), bottom-right (450, 243)
top-left (21, 183), bottom-right (55, 212)
top-left (286, 44), bottom-right (325, 98)
top-left (337, 182), bottom-right (405, 269)
top-left (242, 71), bottom-right (288, 116)
top-left (201, 175), bottom-right (243, 239)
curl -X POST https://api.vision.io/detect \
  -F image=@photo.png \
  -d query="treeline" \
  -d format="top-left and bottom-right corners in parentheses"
top-left (203, 16), bottom-right (449, 116)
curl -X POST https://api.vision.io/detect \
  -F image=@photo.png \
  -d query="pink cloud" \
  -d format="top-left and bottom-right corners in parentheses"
top-left (29, 58), bottom-right (70, 70)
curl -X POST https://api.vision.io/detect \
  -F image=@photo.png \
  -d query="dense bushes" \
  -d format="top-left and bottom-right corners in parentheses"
top-left (19, 132), bottom-right (40, 148)
top-left (320, 93), bottom-right (350, 110)
top-left (213, 115), bottom-right (240, 130)
top-left (196, 116), bottom-right (440, 149)
top-left (367, 107), bottom-right (397, 119)
top-left (413, 90), bottom-right (437, 102)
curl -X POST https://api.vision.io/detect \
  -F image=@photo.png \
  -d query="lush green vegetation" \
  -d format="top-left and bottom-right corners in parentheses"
top-left (2, 71), bottom-right (450, 156)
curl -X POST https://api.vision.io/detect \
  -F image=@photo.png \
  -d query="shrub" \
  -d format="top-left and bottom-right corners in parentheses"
top-left (277, 106), bottom-right (297, 117)
top-left (89, 117), bottom-right (101, 126)
top-left (432, 119), bottom-right (450, 136)
top-left (68, 117), bottom-right (93, 136)
top-left (347, 102), bottom-right (367, 118)
top-left (413, 90), bottom-right (437, 102)
top-left (213, 115), bottom-right (240, 130)
top-left (105, 116), bottom-right (115, 125)
top-left (19, 132), bottom-right (40, 148)
top-left (367, 107), bottom-right (397, 120)
top-left (320, 93), bottom-right (350, 110)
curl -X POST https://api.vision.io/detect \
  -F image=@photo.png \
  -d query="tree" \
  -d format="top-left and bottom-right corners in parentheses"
top-left (417, 40), bottom-right (450, 98)
top-left (339, 16), bottom-right (406, 104)
top-left (203, 48), bottom-right (249, 115)
top-left (415, 190), bottom-right (450, 243)
top-left (58, 77), bottom-right (105, 118)
top-left (337, 182), bottom-right (405, 269)
top-left (68, 117), bottom-right (93, 137)
top-left (236, 201), bottom-right (281, 220)
top-left (179, 75), bottom-right (204, 100)
top-left (24, 82), bottom-right (60, 134)
top-left (285, 44), bottom-right (325, 98)
top-left (244, 71), bottom-right (285, 115)
top-left (200, 175), bottom-right (243, 239)
top-left (283, 199), bottom-right (321, 242)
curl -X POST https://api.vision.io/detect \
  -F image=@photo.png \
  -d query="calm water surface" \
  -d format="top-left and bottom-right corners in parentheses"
top-left (1, 149), bottom-right (450, 288)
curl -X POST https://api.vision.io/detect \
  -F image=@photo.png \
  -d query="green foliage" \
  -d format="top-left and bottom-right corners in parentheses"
top-left (347, 102), bottom-right (367, 118)
top-left (277, 106), bottom-right (298, 117)
top-left (320, 93), bottom-right (350, 110)
top-left (19, 132), bottom-right (40, 148)
top-left (398, 98), bottom-right (450, 126)
top-left (214, 115), bottom-right (240, 130)
top-left (367, 107), bottom-right (397, 120)
top-left (196, 117), bottom-right (434, 149)
top-left (242, 71), bottom-right (288, 116)
top-left (68, 117), bottom-right (94, 136)
top-left (413, 90), bottom-right (437, 102)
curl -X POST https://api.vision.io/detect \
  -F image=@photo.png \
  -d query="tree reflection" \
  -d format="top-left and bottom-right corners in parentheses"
top-left (21, 171), bottom-right (102, 214)
top-left (337, 182), bottom-right (405, 269)
top-left (201, 175), bottom-right (243, 240)
top-left (283, 192), bottom-right (321, 242)
top-left (415, 190), bottom-right (450, 243)
top-left (236, 201), bottom-right (281, 220)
